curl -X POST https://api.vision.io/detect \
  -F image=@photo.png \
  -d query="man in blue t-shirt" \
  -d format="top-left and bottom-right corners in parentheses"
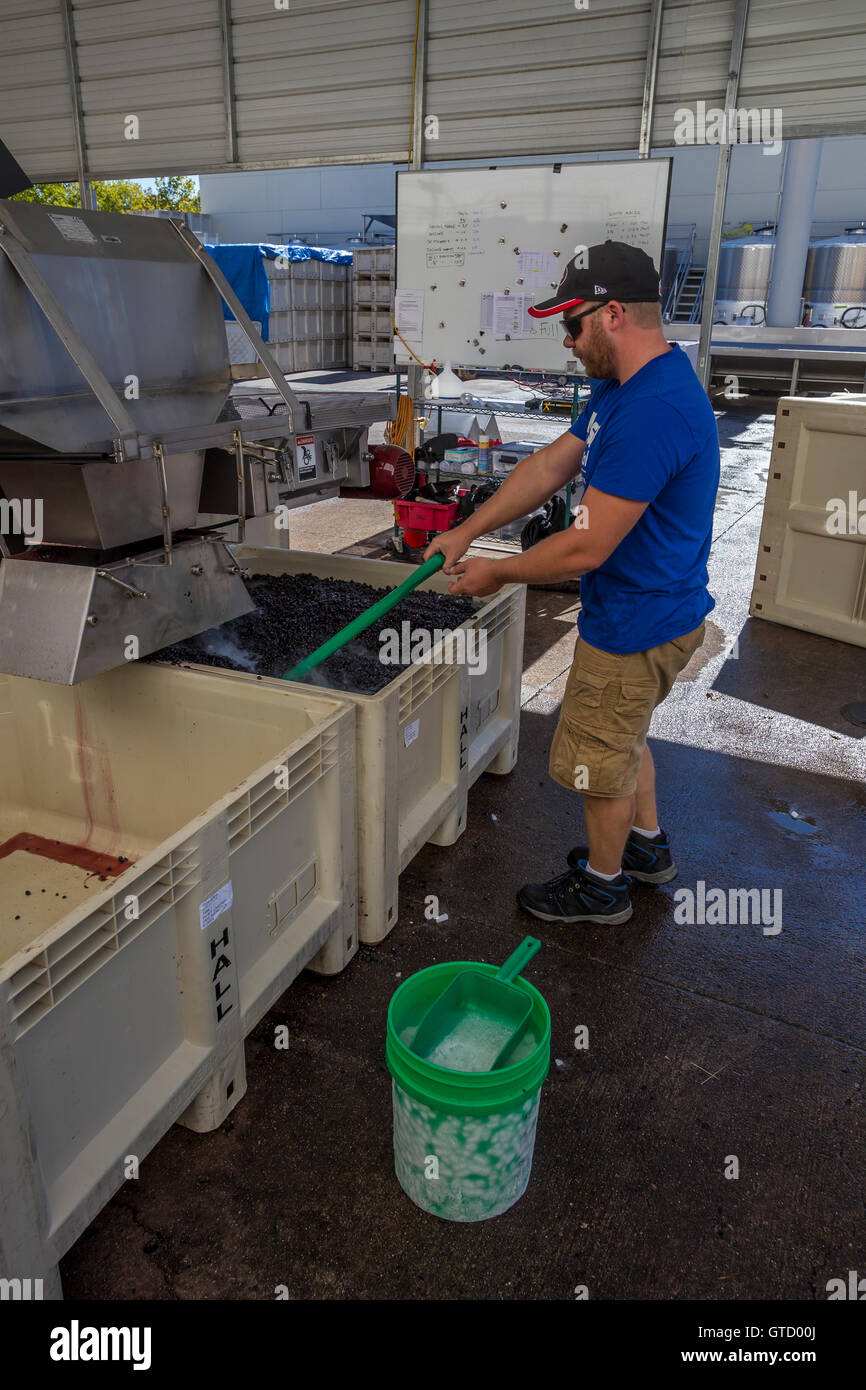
top-left (426, 241), bottom-right (720, 926)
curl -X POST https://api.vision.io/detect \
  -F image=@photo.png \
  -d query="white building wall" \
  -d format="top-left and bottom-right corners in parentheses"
top-left (666, 136), bottom-right (866, 260)
top-left (200, 164), bottom-right (400, 246)
top-left (200, 136), bottom-right (866, 254)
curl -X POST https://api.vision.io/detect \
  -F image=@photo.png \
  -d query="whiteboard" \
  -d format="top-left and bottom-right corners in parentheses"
top-left (394, 160), bottom-right (671, 375)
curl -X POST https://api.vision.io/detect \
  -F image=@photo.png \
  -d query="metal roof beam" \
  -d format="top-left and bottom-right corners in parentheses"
top-left (410, 0), bottom-right (429, 172)
top-left (218, 0), bottom-right (239, 166)
top-left (697, 0), bottom-right (751, 391)
top-left (60, 0), bottom-right (93, 208)
top-left (407, 0), bottom-right (430, 452)
top-left (639, 0), bottom-right (665, 158)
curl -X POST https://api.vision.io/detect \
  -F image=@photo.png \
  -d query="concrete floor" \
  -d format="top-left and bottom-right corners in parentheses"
top-left (60, 401), bottom-right (866, 1300)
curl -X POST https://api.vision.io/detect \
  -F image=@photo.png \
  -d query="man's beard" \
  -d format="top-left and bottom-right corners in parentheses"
top-left (576, 315), bottom-right (617, 379)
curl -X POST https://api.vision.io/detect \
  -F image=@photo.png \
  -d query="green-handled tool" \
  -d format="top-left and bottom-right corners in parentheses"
top-left (409, 936), bottom-right (542, 1072)
top-left (281, 551), bottom-right (446, 682)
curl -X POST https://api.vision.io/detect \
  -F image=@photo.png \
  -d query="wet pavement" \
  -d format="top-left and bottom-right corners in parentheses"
top-left (60, 401), bottom-right (865, 1301)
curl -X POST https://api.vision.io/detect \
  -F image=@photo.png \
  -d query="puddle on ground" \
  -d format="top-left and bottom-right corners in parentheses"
top-left (765, 802), bottom-right (819, 838)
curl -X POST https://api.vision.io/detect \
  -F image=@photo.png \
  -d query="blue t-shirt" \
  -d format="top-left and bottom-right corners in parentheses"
top-left (570, 344), bottom-right (719, 654)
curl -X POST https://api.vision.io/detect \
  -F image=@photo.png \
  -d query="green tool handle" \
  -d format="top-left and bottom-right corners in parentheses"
top-left (496, 936), bottom-right (541, 983)
top-left (281, 552), bottom-right (446, 682)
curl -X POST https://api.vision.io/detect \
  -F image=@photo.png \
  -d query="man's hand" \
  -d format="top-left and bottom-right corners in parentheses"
top-left (423, 525), bottom-right (474, 573)
top-left (445, 557), bottom-right (506, 598)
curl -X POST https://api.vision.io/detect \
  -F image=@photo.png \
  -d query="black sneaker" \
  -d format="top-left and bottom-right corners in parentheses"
top-left (517, 861), bottom-right (633, 925)
top-left (567, 828), bottom-right (677, 884)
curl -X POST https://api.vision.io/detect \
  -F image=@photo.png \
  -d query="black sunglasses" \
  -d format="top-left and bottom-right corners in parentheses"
top-left (562, 301), bottom-right (621, 339)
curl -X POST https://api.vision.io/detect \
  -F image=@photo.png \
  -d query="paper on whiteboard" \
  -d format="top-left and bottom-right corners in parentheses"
top-left (517, 293), bottom-right (536, 328)
top-left (480, 294), bottom-right (494, 331)
top-left (492, 293), bottom-right (537, 339)
top-left (514, 249), bottom-right (559, 287)
top-left (492, 294), bottom-right (521, 339)
top-left (394, 289), bottom-right (424, 347)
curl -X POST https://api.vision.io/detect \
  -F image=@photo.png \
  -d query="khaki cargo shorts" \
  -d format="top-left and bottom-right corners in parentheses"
top-left (549, 623), bottom-right (706, 799)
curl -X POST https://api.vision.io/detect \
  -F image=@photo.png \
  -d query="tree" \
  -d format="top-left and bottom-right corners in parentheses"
top-left (10, 176), bottom-right (200, 213)
top-left (12, 182), bottom-right (81, 207)
top-left (92, 180), bottom-right (150, 213)
top-left (150, 176), bottom-right (200, 211)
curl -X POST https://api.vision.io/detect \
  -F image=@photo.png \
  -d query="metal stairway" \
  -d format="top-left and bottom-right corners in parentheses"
top-left (672, 267), bottom-right (706, 322)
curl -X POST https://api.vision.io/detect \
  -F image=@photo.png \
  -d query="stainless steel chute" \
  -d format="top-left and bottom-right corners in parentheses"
top-left (0, 200), bottom-right (393, 683)
top-left (0, 201), bottom-right (231, 455)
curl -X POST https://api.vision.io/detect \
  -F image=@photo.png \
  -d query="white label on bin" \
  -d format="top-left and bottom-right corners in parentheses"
top-left (403, 718), bottom-right (420, 748)
top-left (200, 880), bottom-right (233, 930)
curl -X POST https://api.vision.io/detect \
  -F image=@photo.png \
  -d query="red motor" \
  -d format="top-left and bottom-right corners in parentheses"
top-left (340, 444), bottom-right (415, 500)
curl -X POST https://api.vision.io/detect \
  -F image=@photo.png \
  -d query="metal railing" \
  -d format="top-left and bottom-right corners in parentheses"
top-left (663, 224), bottom-right (696, 321)
top-left (687, 267), bottom-right (706, 323)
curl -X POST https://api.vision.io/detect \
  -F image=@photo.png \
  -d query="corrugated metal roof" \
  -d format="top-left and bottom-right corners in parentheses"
top-left (737, 0), bottom-right (866, 136)
top-left (230, 0), bottom-right (415, 165)
top-left (0, 1), bottom-right (77, 181)
top-left (424, 0), bottom-right (654, 157)
top-left (1, 0), bottom-right (864, 182)
top-left (651, 0), bottom-right (737, 146)
top-left (70, 0), bottom-right (226, 177)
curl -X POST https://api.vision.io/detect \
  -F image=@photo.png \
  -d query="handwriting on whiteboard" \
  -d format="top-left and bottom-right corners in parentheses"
top-left (526, 319), bottom-right (561, 338)
top-left (604, 210), bottom-right (651, 252)
top-left (425, 209), bottom-right (482, 267)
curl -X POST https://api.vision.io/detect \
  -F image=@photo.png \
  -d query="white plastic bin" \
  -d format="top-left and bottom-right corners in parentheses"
top-left (272, 341), bottom-right (295, 371)
top-left (167, 548), bottom-right (525, 943)
top-left (0, 663), bottom-right (356, 1291)
top-left (750, 395), bottom-right (866, 647)
top-left (355, 309), bottom-right (392, 335)
top-left (226, 320), bottom-right (260, 365)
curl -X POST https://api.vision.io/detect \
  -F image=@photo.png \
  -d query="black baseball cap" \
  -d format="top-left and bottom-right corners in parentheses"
top-left (528, 240), bottom-right (662, 317)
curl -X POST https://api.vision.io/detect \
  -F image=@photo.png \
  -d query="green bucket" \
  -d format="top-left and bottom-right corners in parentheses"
top-left (386, 959), bottom-right (551, 1222)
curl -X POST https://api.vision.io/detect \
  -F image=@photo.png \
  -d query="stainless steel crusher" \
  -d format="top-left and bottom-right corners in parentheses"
top-left (0, 199), bottom-right (392, 683)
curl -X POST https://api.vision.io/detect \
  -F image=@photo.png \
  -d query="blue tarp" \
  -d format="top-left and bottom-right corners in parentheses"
top-left (259, 244), bottom-right (354, 264)
top-left (204, 242), bottom-right (354, 341)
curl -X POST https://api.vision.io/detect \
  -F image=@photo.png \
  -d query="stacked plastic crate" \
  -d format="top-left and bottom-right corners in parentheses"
top-left (352, 246), bottom-right (396, 371)
top-left (264, 256), bottom-right (350, 373)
